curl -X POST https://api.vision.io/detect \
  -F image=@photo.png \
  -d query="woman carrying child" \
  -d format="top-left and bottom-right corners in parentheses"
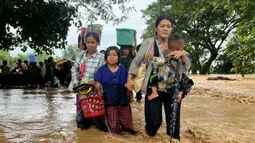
top-left (125, 15), bottom-right (191, 140)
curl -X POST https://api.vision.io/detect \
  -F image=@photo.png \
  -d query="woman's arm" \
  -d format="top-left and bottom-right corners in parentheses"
top-left (126, 38), bottom-right (153, 90)
top-left (71, 61), bottom-right (79, 84)
top-left (71, 52), bottom-right (84, 84)
top-left (131, 30), bottom-right (137, 55)
top-left (129, 38), bottom-right (152, 76)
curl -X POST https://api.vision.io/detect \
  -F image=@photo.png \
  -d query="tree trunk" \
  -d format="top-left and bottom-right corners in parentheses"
top-left (200, 50), bottom-right (218, 74)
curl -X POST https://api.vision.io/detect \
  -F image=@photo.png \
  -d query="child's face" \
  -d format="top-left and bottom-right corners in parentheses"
top-left (171, 39), bottom-right (184, 51)
top-left (107, 50), bottom-right (119, 65)
top-left (122, 48), bottom-right (130, 56)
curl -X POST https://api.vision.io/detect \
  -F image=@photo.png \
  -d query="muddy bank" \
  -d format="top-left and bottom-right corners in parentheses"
top-left (190, 75), bottom-right (255, 104)
top-left (191, 87), bottom-right (255, 104)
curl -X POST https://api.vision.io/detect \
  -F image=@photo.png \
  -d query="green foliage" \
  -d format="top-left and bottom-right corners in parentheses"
top-left (226, 34), bottom-right (255, 77)
top-left (212, 0), bottom-right (255, 76)
top-left (211, 53), bottom-right (233, 74)
top-left (0, 50), bottom-right (57, 69)
top-left (62, 45), bottom-right (79, 61)
top-left (0, 0), bottom-right (134, 54)
top-left (142, 0), bottom-right (239, 74)
top-left (72, 0), bottom-right (135, 25)
top-left (0, 0), bottom-right (76, 54)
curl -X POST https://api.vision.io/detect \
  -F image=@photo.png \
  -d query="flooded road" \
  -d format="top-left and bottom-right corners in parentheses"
top-left (0, 89), bottom-right (77, 142)
top-left (0, 75), bottom-right (255, 143)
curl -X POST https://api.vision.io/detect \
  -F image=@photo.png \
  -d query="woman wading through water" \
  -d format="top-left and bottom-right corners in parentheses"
top-left (126, 16), bottom-right (191, 141)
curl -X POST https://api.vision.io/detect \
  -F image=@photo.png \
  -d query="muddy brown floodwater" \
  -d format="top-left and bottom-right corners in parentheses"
top-left (0, 75), bottom-right (255, 143)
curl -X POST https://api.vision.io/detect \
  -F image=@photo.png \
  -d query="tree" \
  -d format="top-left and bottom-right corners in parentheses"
top-left (142, 0), bottom-right (239, 74)
top-left (0, 0), bottom-right (134, 54)
top-left (71, 0), bottom-right (134, 25)
top-left (211, 53), bottom-right (233, 74)
top-left (226, 34), bottom-right (255, 77)
top-left (214, 0), bottom-right (255, 76)
top-left (0, 50), bottom-right (12, 67)
top-left (62, 45), bottom-right (79, 61)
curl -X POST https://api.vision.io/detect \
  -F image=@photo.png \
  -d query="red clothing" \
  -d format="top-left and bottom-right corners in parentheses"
top-left (105, 105), bottom-right (136, 136)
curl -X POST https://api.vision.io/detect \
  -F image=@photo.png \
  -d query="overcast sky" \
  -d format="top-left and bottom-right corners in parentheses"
top-left (9, 0), bottom-right (155, 57)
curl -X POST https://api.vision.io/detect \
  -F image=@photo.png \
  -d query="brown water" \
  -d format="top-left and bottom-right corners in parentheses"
top-left (0, 75), bottom-right (255, 143)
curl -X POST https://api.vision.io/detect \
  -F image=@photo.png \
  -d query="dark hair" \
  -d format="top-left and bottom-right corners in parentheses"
top-left (39, 61), bottom-right (44, 66)
top-left (100, 50), bottom-right (106, 53)
top-left (85, 32), bottom-right (100, 43)
top-left (169, 35), bottom-right (184, 43)
top-left (136, 44), bottom-right (142, 52)
top-left (24, 60), bottom-right (28, 65)
top-left (105, 46), bottom-right (120, 63)
top-left (155, 15), bottom-right (173, 28)
top-left (18, 59), bottom-right (22, 63)
top-left (48, 57), bottom-right (53, 63)
top-left (3, 60), bottom-right (7, 66)
top-left (169, 35), bottom-right (185, 50)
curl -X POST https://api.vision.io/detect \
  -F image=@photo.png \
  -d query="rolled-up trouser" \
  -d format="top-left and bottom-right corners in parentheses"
top-left (144, 88), bottom-right (181, 140)
top-left (76, 94), bottom-right (108, 132)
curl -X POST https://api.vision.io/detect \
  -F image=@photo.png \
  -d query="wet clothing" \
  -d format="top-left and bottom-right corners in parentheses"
top-left (120, 54), bottom-right (135, 71)
top-left (105, 105), bottom-right (135, 135)
top-left (94, 64), bottom-right (135, 135)
top-left (71, 50), bottom-right (106, 131)
top-left (94, 64), bottom-right (129, 105)
top-left (145, 88), bottom-right (181, 140)
top-left (129, 37), bottom-right (190, 140)
top-left (41, 65), bottom-right (46, 78)
top-left (46, 64), bottom-right (54, 82)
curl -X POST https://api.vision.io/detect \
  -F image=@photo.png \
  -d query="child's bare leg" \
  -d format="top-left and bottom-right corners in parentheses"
top-left (178, 92), bottom-right (183, 103)
top-left (148, 87), bottom-right (159, 100)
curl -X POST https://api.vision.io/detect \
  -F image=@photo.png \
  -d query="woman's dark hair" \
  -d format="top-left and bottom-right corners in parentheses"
top-left (155, 15), bottom-right (173, 28)
top-left (85, 32), bottom-right (100, 43)
top-left (105, 46), bottom-right (120, 64)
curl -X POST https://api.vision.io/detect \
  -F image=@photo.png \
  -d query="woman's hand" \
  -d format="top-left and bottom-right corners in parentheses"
top-left (147, 51), bottom-right (154, 60)
top-left (125, 79), bottom-right (134, 91)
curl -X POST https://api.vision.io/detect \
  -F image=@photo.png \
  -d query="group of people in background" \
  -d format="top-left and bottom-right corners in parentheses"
top-left (73, 15), bottom-right (191, 141)
top-left (0, 56), bottom-right (63, 89)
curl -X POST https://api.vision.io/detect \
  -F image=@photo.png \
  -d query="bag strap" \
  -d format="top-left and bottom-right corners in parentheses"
top-left (144, 39), bottom-right (153, 60)
top-left (79, 50), bottom-right (85, 63)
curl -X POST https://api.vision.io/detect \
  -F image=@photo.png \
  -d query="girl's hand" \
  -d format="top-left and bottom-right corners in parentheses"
top-left (95, 81), bottom-right (101, 90)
